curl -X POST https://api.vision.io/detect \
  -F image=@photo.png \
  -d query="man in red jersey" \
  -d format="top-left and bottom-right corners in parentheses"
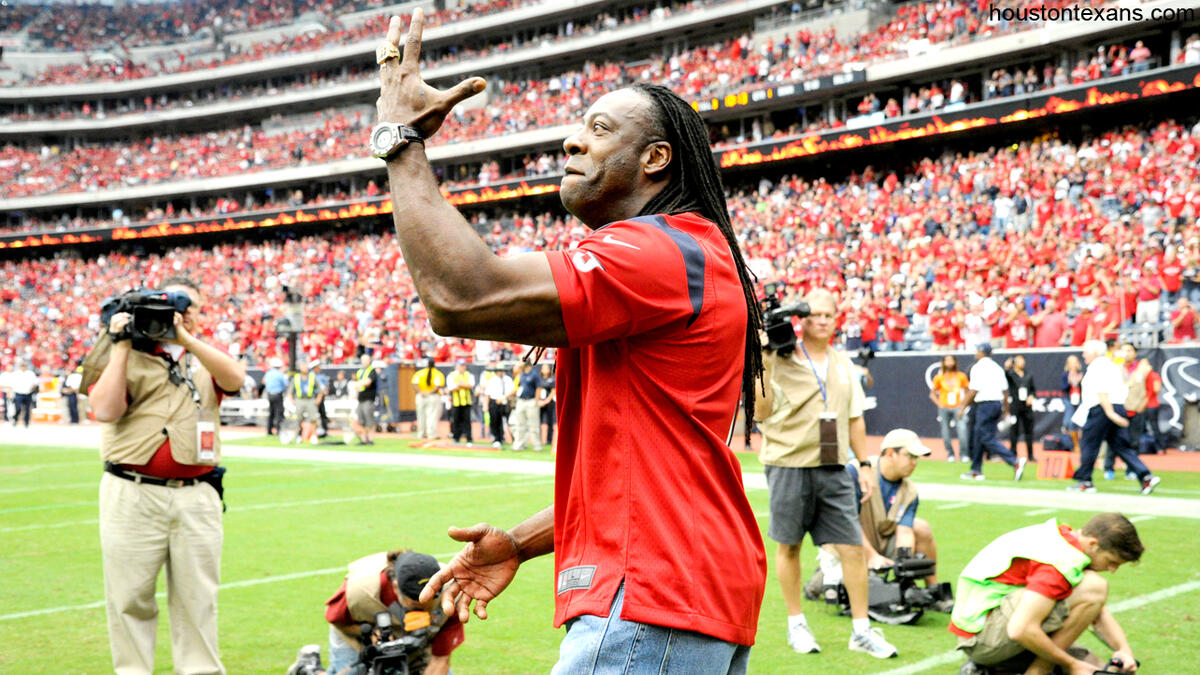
top-left (375, 12), bottom-right (766, 673)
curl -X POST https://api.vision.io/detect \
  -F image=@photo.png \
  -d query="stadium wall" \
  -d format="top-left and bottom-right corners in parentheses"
top-left (863, 346), bottom-right (1200, 445)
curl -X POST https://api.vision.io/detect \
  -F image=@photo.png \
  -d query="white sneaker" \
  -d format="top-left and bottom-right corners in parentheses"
top-left (787, 622), bottom-right (821, 654)
top-left (849, 627), bottom-right (898, 658)
top-left (1014, 457), bottom-right (1027, 481)
top-left (286, 644), bottom-right (322, 675)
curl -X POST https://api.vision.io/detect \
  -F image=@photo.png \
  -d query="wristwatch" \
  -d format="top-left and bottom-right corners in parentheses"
top-left (370, 123), bottom-right (424, 160)
top-left (859, 460), bottom-right (872, 468)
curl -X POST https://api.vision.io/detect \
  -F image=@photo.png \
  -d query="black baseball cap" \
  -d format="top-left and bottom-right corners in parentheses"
top-left (393, 552), bottom-right (441, 600)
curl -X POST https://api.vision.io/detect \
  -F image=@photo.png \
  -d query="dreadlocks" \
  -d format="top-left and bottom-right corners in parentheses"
top-left (630, 82), bottom-right (765, 425)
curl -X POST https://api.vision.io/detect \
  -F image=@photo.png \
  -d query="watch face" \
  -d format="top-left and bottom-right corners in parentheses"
top-left (372, 125), bottom-right (397, 155)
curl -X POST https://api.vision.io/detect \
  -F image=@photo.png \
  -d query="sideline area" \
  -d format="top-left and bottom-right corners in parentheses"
top-left (6, 423), bottom-right (1198, 519)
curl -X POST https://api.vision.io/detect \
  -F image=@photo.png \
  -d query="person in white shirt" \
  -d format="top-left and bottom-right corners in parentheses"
top-left (957, 344), bottom-right (1024, 481)
top-left (63, 365), bottom-right (84, 424)
top-left (1067, 341), bottom-right (1160, 494)
top-left (8, 359), bottom-right (39, 427)
top-left (478, 360), bottom-right (514, 448)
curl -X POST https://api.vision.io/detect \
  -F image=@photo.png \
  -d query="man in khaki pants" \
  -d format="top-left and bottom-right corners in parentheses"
top-left (83, 277), bottom-right (245, 675)
top-left (510, 362), bottom-right (543, 451)
top-left (411, 358), bottom-right (444, 439)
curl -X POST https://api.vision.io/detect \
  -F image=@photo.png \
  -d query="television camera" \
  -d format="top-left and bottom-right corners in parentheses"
top-left (819, 550), bottom-right (953, 625)
top-left (760, 282), bottom-right (810, 357)
top-left (356, 609), bottom-right (433, 675)
top-left (100, 289), bottom-right (193, 344)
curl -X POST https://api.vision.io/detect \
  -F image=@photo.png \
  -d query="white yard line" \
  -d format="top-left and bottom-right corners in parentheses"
top-left (1127, 515), bottom-right (1156, 523)
top-left (0, 552), bottom-right (464, 622)
top-left (1024, 507), bottom-right (1057, 516)
top-left (871, 579), bottom-right (1200, 675)
top-left (936, 502), bottom-right (971, 510)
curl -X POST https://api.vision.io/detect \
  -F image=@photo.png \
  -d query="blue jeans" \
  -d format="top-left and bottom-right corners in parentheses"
top-left (970, 401), bottom-right (1017, 473)
top-left (938, 407), bottom-right (968, 458)
top-left (552, 582), bottom-right (750, 675)
top-left (329, 625), bottom-right (366, 675)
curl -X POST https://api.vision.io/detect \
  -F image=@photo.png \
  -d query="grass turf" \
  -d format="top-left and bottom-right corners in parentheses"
top-left (2, 440), bottom-right (1197, 674)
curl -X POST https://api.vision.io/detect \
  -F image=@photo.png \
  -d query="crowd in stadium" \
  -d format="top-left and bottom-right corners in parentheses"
top-left (5, 117), bottom-right (1200, 375)
top-left (15, 0), bottom-right (663, 85)
top-left (11, 0), bottom-right (1106, 91)
top-left (18, 0), bottom-right (535, 53)
top-left (1, 32), bottom-right (1163, 202)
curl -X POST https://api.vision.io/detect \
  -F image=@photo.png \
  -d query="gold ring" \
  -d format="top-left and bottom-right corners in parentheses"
top-left (376, 42), bottom-right (400, 65)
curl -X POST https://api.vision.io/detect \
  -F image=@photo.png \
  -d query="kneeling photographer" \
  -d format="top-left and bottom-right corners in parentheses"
top-left (319, 550), bottom-right (463, 675)
top-left (81, 276), bottom-right (245, 675)
top-left (807, 429), bottom-right (954, 620)
top-left (755, 287), bottom-right (899, 659)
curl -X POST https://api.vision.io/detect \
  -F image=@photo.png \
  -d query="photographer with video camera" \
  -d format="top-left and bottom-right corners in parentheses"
top-left (755, 287), bottom-right (899, 659)
top-left (81, 276), bottom-right (245, 675)
top-left (320, 550), bottom-right (463, 675)
top-left (842, 429), bottom-right (952, 611)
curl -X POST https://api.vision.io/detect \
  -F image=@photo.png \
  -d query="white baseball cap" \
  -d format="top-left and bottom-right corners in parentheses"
top-left (880, 428), bottom-right (932, 456)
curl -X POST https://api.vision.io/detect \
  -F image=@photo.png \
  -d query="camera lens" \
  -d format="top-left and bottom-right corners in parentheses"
top-left (135, 309), bottom-right (172, 339)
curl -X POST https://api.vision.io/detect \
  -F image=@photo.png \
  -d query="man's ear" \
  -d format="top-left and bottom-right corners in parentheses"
top-left (642, 141), bottom-right (672, 180)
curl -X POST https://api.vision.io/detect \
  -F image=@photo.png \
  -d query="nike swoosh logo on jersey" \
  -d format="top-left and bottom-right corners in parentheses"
top-left (602, 234), bottom-right (641, 250)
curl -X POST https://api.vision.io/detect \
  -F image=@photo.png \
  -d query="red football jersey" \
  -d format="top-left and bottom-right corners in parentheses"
top-left (545, 212), bottom-right (766, 645)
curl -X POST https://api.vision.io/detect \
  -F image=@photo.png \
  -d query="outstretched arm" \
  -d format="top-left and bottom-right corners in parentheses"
top-left (377, 12), bottom-right (565, 346)
top-left (420, 505), bottom-right (554, 623)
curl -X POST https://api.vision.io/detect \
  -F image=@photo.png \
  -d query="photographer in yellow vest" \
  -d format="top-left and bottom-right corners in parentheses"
top-left (82, 276), bottom-right (245, 675)
top-left (951, 513), bottom-right (1143, 675)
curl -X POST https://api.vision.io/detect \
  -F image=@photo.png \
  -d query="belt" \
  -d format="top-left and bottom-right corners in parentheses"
top-left (104, 462), bottom-right (211, 488)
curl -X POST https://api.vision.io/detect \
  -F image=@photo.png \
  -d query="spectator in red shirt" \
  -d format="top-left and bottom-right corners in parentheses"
top-left (1170, 298), bottom-right (1197, 342)
top-left (384, 18), bottom-right (767, 669)
top-left (1032, 298), bottom-right (1069, 347)
top-left (1134, 264), bottom-right (1164, 325)
top-left (1003, 302), bottom-right (1033, 349)
top-left (1088, 298), bottom-right (1119, 343)
top-left (1069, 305), bottom-right (1092, 347)
top-left (883, 302), bottom-right (910, 351)
top-left (930, 302), bottom-right (955, 350)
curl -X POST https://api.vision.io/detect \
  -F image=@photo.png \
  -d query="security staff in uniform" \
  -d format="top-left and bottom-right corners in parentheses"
top-left (261, 357), bottom-right (288, 435)
top-left (83, 276), bottom-right (245, 675)
top-left (354, 354), bottom-right (378, 445)
top-left (447, 359), bottom-right (475, 444)
top-left (63, 364), bottom-right (83, 424)
top-left (290, 360), bottom-right (323, 444)
top-left (755, 289), bottom-right (898, 659)
top-left (959, 344), bottom-right (1024, 481)
top-left (478, 360), bottom-right (513, 448)
top-left (411, 359), bottom-right (444, 439)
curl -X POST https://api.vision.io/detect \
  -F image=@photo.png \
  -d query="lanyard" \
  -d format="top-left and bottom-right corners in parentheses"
top-left (799, 343), bottom-right (828, 408)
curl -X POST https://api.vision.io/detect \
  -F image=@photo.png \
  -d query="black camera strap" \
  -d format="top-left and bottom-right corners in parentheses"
top-left (161, 351), bottom-right (201, 407)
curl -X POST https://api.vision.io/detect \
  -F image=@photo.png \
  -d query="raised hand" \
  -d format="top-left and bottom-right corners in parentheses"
top-left (376, 9), bottom-right (487, 140)
top-left (419, 523), bottom-right (521, 623)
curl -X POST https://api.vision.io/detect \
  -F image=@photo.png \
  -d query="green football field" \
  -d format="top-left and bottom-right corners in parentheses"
top-left (2, 438), bottom-right (1198, 674)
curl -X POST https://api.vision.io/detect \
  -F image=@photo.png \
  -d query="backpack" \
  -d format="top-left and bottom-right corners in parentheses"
top-left (1123, 360), bottom-right (1151, 413)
